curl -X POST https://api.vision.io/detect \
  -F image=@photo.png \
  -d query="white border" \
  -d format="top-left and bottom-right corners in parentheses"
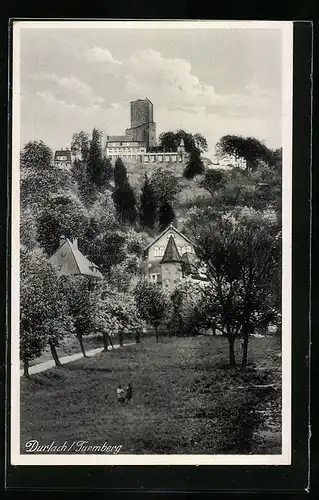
top-left (11, 20), bottom-right (293, 466)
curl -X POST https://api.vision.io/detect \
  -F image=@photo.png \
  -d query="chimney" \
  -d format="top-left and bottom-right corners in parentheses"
top-left (60, 235), bottom-right (66, 247)
top-left (73, 238), bottom-right (78, 249)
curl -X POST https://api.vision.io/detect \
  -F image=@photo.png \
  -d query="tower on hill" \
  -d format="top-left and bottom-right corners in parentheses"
top-left (125, 98), bottom-right (157, 150)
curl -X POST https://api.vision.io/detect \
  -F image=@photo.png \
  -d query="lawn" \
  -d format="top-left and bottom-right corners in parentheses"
top-left (20, 334), bottom-right (282, 455)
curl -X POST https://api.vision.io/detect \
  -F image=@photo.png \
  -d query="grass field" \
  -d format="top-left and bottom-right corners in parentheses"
top-left (20, 335), bottom-right (282, 455)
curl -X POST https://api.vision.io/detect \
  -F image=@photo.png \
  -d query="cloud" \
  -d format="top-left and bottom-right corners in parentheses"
top-left (30, 73), bottom-right (104, 108)
top-left (86, 47), bottom-right (122, 65)
top-left (124, 50), bottom-right (277, 118)
top-left (36, 90), bottom-right (76, 109)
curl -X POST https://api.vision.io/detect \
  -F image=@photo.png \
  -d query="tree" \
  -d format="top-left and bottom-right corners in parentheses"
top-left (61, 276), bottom-right (100, 357)
top-left (20, 140), bottom-right (53, 170)
top-left (216, 135), bottom-right (275, 172)
top-left (20, 247), bottom-right (73, 375)
top-left (200, 169), bottom-right (227, 196)
top-left (158, 130), bottom-right (208, 153)
top-left (134, 281), bottom-right (169, 341)
top-left (80, 212), bottom-right (126, 276)
top-left (99, 284), bottom-right (144, 349)
top-left (183, 148), bottom-right (205, 179)
top-left (158, 131), bottom-right (177, 152)
top-left (87, 129), bottom-right (109, 189)
top-left (187, 207), bottom-right (281, 368)
top-left (149, 169), bottom-right (181, 206)
top-left (139, 174), bottom-right (157, 230)
top-left (36, 194), bottom-right (89, 256)
top-left (158, 201), bottom-right (175, 231)
top-left (112, 183), bottom-right (138, 224)
top-left (193, 133), bottom-right (208, 154)
top-left (114, 157), bottom-right (128, 187)
top-left (71, 131), bottom-right (90, 163)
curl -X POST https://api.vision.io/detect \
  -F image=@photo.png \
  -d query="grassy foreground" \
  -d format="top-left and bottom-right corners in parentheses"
top-left (20, 335), bottom-right (282, 455)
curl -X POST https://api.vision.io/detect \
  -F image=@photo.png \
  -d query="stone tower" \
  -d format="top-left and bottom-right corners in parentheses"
top-left (125, 98), bottom-right (157, 150)
top-left (160, 235), bottom-right (183, 292)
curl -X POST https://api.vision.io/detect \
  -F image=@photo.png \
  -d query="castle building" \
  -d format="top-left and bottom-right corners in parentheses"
top-left (105, 98), bottom-right (189, 164)
top-left (54, 149), bottom-right (72, 168)
top-left (141, 224), bottom-right (208, 292)
top-left (125, 98), bottom-right (157, 150)
top-left (49, 235), bottom-right (103, 279)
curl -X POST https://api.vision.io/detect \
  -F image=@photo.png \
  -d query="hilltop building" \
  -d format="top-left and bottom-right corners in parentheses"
top-left (49, 235), bottom-right (103, 279)
top-left (54, 149), bottom-right (72, 168)
top-left (141, 224), bottom-right (208, 293)
top-left (105, 98), bottom-right (189, 164)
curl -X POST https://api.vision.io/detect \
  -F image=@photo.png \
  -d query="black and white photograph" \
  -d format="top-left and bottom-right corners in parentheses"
top-left (11, 20), bottom-right (293, 466)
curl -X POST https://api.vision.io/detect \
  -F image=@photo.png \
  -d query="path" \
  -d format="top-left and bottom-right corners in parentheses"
top-left (20, 343), bottom-right (135, 376)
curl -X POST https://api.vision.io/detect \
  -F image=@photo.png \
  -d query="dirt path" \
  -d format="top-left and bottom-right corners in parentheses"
top-left (20, 343), bottom-right (135, 377)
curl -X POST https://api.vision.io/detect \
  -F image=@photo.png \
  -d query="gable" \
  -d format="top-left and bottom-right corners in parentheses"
top-left (145, 227), bottom-right (194, 261)
top-left (49, 239), bottom-right (103, 279)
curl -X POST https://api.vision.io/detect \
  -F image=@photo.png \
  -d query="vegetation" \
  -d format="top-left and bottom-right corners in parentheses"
top-left (20, 336), bottom-right (282, 454)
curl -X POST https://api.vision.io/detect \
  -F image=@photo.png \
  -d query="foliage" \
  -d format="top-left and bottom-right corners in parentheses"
top-left (114, 157), bottom-right (128, 187)
top-left (87, 129), bottom-right (110, 189)
top-left (80, 212), bottom-right (126, 275)
top-left (20, 140), bottom-right (53, 170)
top-left (71, 131), bottom-right (90, 163)
top-left (149, 168), bottom-right (181, 205)
top-left (158, 201), bottom-right (175, 231)
top-left (20, 247), bottom-right (74, 367)
top-left (112, 183), bottom-right (138, 224)
top-left (158, 130), bottom-right (208, 154)
top-left (200, 169), bottom-right (227, 195)
top-left (20, 141), bottom-right (74, 211)
top-left (134, 281), bottom-right (169, 340)
top-left (216, 135), bottom-right (275, 172)
top-left (186, 207), bottom-right (281, 367)
top-left (36, 194), bottom-right (89, 256)
top-left (183, 148), bottom-right (205, 179)
top-left (139, 174), bottom-right (157, 230)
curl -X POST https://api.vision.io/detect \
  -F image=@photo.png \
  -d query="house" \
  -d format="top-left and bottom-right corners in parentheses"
top-left (54, 149), bottom-right (72, 168)
top-left (141, 224), bottom-right (208, 292)
top-left (49, 235), bottom-right (103, 279)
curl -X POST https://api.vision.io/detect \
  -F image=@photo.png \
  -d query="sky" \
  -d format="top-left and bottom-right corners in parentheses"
top-left (18, 23), bottom-right (283, 157)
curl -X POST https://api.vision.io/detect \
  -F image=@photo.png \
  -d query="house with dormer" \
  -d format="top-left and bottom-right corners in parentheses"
top-left (141, 224), bottom-right (208, 292)
top-left (49, 235), bottom-right (103, 279)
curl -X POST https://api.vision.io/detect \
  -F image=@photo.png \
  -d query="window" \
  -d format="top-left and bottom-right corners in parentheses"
top-left (159, 246), bottom-right (164, 256)
top-left (154, 246), bottom-right (159, 257)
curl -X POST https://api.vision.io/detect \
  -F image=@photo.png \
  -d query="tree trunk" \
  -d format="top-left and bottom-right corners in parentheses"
top-left (49, 340), bottom-right (62, 367)
top-left (23, 360), bottom-right (29, 377)
top-left (119, 331), bottom-right (124, 347)
top-left (108, 333), bottom-right (115, 350)
top-left (228, 336), bottom-right (236, 368)
top-left (241, 324), bottom-right (250, 369)
top-left (77, 333), bottom-right (87, 357)
top-left (102, 332), bottom-right (108, 352)
top-left (155, 325), bottom-right (159, 342)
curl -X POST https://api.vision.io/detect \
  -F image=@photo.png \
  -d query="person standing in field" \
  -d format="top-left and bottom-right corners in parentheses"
top-left (116, 385), bottom-right (125, 404)
top-left (125, 383), bottom-right (133, 404)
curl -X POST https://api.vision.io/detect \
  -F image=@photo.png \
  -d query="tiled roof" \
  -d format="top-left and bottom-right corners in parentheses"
top-left (143, 224), bottom-right (193, 252)
top-left (161, 235), bottom-right (182, 264)
top-left (106, 135), bottom-right (133, 142)
top-left (49, 238), bottom-right (103, 279)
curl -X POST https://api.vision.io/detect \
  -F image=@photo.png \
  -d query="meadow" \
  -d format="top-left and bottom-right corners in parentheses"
top-left (20, 334), bottom-right (282, 455)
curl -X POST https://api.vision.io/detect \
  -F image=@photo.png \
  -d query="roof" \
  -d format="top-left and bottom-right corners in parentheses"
top-left (143, 224), bottom-right (193, 252)
top-left (161, 236), bottom-right (182, 264)
top-left (130, 98), bottom-right (153, 105)
top-left (49, 238), bottom-right (103, 279)
top-left (54, 150), bottom-right (71, 161)
top-left (106, 135), bottom-right (133, 143)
